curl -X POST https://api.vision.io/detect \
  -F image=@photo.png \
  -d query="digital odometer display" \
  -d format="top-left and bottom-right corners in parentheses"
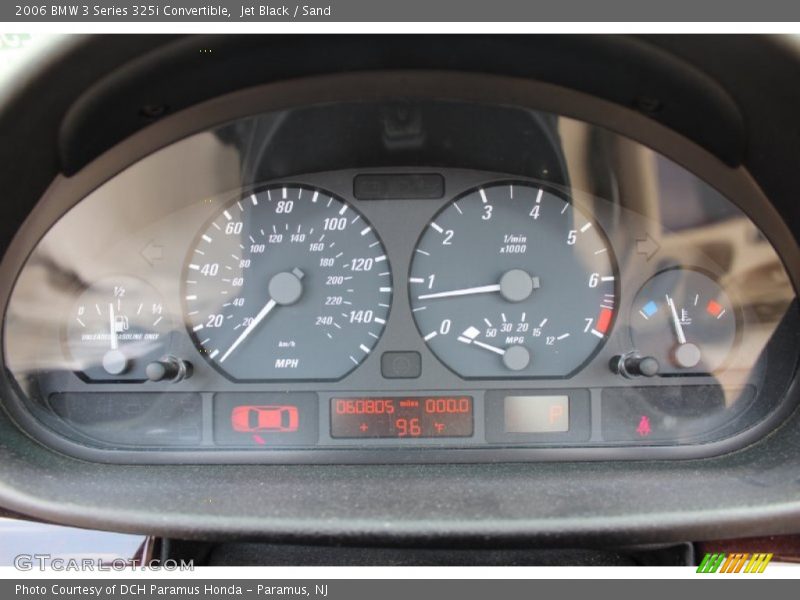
top-left (330, 396), bottom-right (473, 438)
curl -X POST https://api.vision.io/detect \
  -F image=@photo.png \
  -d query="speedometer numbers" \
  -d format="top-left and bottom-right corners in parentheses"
top-left (184, 186), bottom-right (391, 381)
top-left (409, 183), bottom-right (617, 378)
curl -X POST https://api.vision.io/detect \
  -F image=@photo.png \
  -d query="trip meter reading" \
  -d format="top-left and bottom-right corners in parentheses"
top-left (184, 185), bottom-right (392, 381)
top-left (409, 183), bottom-right (617, 378)
top-left (331, 396), bottom-right (474, 438)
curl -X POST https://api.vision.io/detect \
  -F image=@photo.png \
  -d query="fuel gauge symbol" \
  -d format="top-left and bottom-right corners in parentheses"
top-left (628, 268), bottom-right (737, 375)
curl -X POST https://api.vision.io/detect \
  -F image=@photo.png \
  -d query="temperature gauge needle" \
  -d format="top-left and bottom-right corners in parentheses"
top-left (665, 294), bottom-right (702, 368)
top-left (665, 294), bottom-right (687, 344)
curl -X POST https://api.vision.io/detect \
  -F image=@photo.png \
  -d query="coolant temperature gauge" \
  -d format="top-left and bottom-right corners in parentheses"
top-left (66, 276), bottom-right (173, 381)
top-left (627, 268), bottom-right (737, 375)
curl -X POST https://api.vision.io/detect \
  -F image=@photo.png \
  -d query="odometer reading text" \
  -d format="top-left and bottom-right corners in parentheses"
top-left (330, 396), bottom-right (473, 438)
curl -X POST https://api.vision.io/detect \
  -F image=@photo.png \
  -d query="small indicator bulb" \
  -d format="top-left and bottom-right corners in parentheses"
top-left (636, 415), bottom-right (652, 437)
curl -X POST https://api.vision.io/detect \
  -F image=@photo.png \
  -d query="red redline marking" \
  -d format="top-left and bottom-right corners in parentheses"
top-left (706, 299), bottom-right (723, 317)
top-left (596, 307), bottom-right (613, 334)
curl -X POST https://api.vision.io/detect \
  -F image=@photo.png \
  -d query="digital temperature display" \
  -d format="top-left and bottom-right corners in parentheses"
top-left (330, 396), bottom-right (473, 438)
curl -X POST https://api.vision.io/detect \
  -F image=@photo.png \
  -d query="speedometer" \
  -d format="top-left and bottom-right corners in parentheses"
top-left (409, 182), bottom-right (617, 378)
top-left (184, 185), bottom-right (392, 381)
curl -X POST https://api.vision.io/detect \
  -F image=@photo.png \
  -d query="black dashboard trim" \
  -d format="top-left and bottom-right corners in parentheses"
top-left (57, 35), bottom-right (747, 174)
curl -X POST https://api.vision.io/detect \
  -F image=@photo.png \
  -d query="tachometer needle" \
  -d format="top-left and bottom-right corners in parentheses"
top-left (418, 284), bottom-right (501, 300)
top-left (219, 298), bottom-right (277, 363)
top-left (417, 270), bottom-right (538, 303)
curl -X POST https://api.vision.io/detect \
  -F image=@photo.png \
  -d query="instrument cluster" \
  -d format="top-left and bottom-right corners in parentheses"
top-left (1, 98), bottom-right (797, 462)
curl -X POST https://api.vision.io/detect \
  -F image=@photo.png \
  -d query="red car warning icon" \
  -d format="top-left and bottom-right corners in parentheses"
top-left (231, 405), bottom-right (299, 433)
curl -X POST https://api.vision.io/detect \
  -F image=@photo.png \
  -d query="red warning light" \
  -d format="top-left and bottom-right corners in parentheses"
top-left (636, 415), bottom-right (652, 437)
top-left (231, 405), bottom-right (299, 433)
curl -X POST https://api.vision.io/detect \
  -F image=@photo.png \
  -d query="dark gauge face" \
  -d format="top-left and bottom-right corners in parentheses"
top-left (66, 276), bottom-right (172, 381)
top-left (409, 183), bottom-right (617, 378)
top-left (630, 268), bottom-right (737, 375)
top-left (184, 185), bottom-right (392, 381)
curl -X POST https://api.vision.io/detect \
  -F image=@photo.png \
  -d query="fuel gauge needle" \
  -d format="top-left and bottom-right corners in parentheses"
top-left (108, 302), bottom-right (119, 350)
top-left (103, 302), bottom-right (127, 376)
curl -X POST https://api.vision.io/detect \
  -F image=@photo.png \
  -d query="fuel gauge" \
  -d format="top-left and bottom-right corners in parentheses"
top-left (628, 268), bottom-right (737, 375)
top-left (65, 276), bottom-right (173, 381)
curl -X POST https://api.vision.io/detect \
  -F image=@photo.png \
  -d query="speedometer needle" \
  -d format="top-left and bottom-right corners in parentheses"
top-left (219, 298), bottom-right (277, 363)
top-left (218, 268), bottom-right (305, 364)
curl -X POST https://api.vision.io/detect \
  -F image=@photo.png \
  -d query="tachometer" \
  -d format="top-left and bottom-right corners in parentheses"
top-left (409, 182), bottom-right (616, 378)
top-left (184, 185), bottom-right (392, 381)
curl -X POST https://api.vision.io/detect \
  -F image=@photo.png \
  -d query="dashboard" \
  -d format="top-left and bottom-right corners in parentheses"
top-left (1, 78), bottom-right (797, 464)
top-left (2, 36), bottom-right (800, 550)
